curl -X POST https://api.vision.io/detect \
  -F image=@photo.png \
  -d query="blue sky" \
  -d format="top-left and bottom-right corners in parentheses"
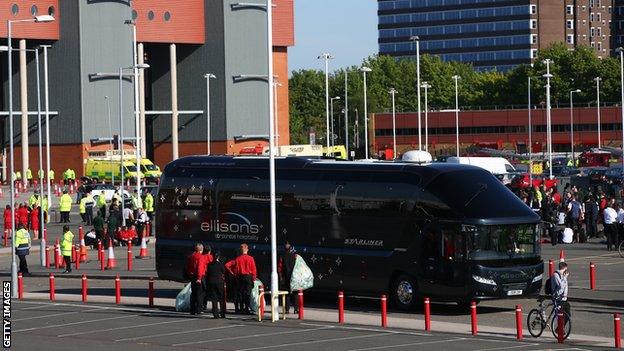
top-left (289, 0), bottom-right (378, 73)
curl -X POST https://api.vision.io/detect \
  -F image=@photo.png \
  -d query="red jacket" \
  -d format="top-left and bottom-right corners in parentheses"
top-left (203, 253), bottom-right (213, 268)
top-left (17, 207), bottom-right (28, 226)
top-left (226, 253), bottom-right (257, 280)
top-left (3, 209), bottom-right (12, 229)
top-left (185, 252), bottom-right (207, 281)
top-left (30, 208), bottom-right (39, 231)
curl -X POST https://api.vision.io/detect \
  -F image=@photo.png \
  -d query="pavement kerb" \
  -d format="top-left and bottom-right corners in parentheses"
top-left (0, 238), bottom-right (157, 257)
top-left (17, 293), bottom-right (614, 348)
top-left (0, 272), bottom-right (156, 280)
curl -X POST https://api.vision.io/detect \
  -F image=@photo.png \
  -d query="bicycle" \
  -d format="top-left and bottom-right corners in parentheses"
top-left (619, 240), bottom-right (624, 258)
top-left (527, 297), bottom-right (571, 339)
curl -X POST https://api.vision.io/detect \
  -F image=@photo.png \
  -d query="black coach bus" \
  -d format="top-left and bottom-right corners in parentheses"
top-left (156, 156), bottom-right (543, 309)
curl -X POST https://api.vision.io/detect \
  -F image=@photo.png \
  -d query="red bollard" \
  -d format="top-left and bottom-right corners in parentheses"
top-left (381, 294), bottom-right (388, 328)
top-left (557, 311), bottom-right (565, 343)
top-left (45, 246), bottom-right (50, 268)
top-left (470, 301), bottom-right (478, 335)
top-left (78, 226), bottom-right (83, 240)
top-left (49, 273), bottom-right (55, 301)
top-left (115, 275), bottom-right (121, 304)
top-left (17, 272), bottom-right (23, 299)
top-left (590, 262), bottom-right (596, 290)
top-left (259, 285), bottom-right (265, 318)
top-left (100, 248), bottom-right (106, 271)
top-left (74, 245), bottom-right (80, 269)
top-left (549, 259), bottom-right (554, 277)
top-left (97, 240), bottom-right (103, 262)
top-left (127, 242), bottom-right (133, 271)
top-left (424, 297), bottom-right (431, 331)
top-left (298, 290), bottom-right (304, 320)
top-left (148, 277), bottom-right (154, 308)
top-left (81, 274), bottom-right (88, 303)
top-left (615, 313), bottom-right (622, 348)
top-left (43, 228), bottom-right (47, 242)
top-left (147, 222), bottom-right (151, 237)
top-left (515, 305), bottom-right (523, 340)
top-left (54, 240), bottom-right (60, 269)
top-left (338, 291), bottom-right (345, 324)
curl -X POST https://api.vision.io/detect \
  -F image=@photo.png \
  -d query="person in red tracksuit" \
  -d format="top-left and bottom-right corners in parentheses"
top-left (202, 245), bottom-right (213, 310)
top-left (30, 207), bottom-right (40, 240)
top-left (185, 243), bottom-right (207, 315)
top-left (226, 243), bottom-right (257, 314)
top-left (17, 203), bottom-right (29, 229)
top-left (3, 205), bottom-right (12, 238)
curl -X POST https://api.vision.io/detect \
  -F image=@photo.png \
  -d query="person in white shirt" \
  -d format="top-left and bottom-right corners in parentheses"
top-left (603, 203), bottom-right (618, 251)
top-left (561, 227), bottom-right (574, 244)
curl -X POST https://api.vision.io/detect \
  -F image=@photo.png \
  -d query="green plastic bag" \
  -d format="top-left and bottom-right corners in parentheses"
top-left (250, 279), bottom-right (264, 314)
top-left (175, 283), bottom-right (192, 312)
top-left (290, 255), bottom-right (314, 292)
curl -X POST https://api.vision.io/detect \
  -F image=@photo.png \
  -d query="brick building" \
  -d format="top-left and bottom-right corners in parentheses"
top-left (0, 0), bottom-right (294, 179)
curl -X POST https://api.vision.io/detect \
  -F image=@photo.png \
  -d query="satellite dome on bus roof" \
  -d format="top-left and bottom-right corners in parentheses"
top-left (402, 150), bottom-right (433, 164)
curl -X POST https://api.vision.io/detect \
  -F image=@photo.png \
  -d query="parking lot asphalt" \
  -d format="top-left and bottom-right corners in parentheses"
top-left (8, 300), bottom-right (609, 351)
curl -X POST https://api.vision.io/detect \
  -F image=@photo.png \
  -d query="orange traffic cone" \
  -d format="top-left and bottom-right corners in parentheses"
top-left (56, 240), bottom-right (65, 269)
top-left (559, 249), bottom-right (565, 262)
top-left (136, 236), bottom-right (149, 259)
top-left (79, 234), bottom-right (87, 263)
top-left (106, 239), bottom-right (117, 269)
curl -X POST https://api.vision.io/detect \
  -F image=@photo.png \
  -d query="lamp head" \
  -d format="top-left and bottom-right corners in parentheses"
top-left (124, 19), bottom-right (136, 25)
top-left (34, 15), bottom-right (55, 23)
top-left (574, 89), bottom-right (581, 93)
top-left (360, 66), bottom-right (372, 73)
top-left (204, 73), bottom-right (216, 79)
top-left (333, 96), bottom-right (341, 100)
top-left (135, 63), bottom-right (150, 69)
top-left (409, 36), bottom-right (419, 41)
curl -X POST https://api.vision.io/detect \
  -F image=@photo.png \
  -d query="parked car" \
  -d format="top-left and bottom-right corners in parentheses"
top-left (586, 167), bottom-right (609, 184)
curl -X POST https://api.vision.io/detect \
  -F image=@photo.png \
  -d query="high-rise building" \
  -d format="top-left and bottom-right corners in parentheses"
top-left (378, 0), bottom-right (615, 71)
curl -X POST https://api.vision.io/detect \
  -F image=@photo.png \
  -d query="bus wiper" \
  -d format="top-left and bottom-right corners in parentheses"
top-left (464, 183), bottom-right (487, 207)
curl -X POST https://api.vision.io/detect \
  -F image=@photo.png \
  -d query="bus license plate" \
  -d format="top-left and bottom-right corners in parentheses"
top-left (507, 290), bottom-right (522, 296)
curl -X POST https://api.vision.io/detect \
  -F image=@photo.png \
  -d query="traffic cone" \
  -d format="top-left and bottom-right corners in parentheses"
top-left (559, 249), bottom-right (565, 262)
top-left (55, 239), bottom-right (65, 269)
top-left (79, 233), bottom-right (87, 263)
top-left (106, 239), bottom-right (117, 269)
top-left (136, 236), bottom-right (149, 259)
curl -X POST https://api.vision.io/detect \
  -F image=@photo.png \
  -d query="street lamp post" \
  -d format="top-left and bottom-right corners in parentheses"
top-left (389, 88), bottom-right (397, 159)
top-left (318, 53), bottom-right (333, 149)
top-left (617, 47), bottom-right (624, 173)
top-left (543, 59), bottom-right (553, 179)
top-left (409, 36), bottom-right (422, 150)
top-left (41, 45), bottom-right (51, 212)
top-left (421, 82), bottom-right (431, 152)
top-left (528, 75), bottom-right (533, 184)
top-left (34, 49), bottom-right (46, 267)
top-left (360, 67), bottom-right (372, 159)
top-left (6, 14), bottom-right (55, 298)
top-left (452, 75), bottom-right (460, 157)
top-left (595, 77), bottom-right (602, 149)
top-left (204, 73), bottom-right (216, 155)
top-left (569, 89), bottom-right (581, 162)
top-left (344, 71), bottom-right (349, 158)
top-left (104, 96), bottom-right (115, 184)
top-left (124, 20), bottom-right (142, 200)
top-left (273, 79), bottom-right (283, 149)
top-left (330, 96), bottom-right (341, 150)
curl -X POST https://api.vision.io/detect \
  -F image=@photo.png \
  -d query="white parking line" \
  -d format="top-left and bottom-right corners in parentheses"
top-left (344, 338), bottom-right (466, 351)
top-left (115, 324), bottom-right (245, 342)
top-left (58, 317), bottom-right (198, 337)
top-left (300, 322), bottom-right (429, 336)
top-left (173, 326), bottom-right (333, 346)
top-left (20, 303), bottom-right (59, 311)
top-left (14, 314), bottom-right (140, 333)
top-left (474, 343), bottom-right (539, 351)
top-left (12, 307), bottom-right (102, 321)
top-left (235, 333), bottom-right (386, 351)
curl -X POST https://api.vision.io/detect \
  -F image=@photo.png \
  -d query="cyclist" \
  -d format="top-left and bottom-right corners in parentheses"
top-left (551, 262), bottom-right (571, 319)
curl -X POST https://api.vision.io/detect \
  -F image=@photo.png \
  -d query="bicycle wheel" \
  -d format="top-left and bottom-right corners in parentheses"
top-left (550, 311), bottom-right (572, 340)
top-left (619, 241), bottom-right (624, 258)
top-left (527, 309), bottom-right (546, 337)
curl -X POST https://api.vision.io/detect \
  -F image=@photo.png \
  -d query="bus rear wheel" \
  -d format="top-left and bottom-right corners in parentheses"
top-left (392, 274), bottom-right (418, 311)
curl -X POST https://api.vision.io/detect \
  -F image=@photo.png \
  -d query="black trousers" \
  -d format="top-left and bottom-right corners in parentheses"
top-left (605, 223), bottom-right (617, 250)
top-left (190, 280), bottom-right (205, 315)
top-left (85, 208), bottom-right (93, 225)
top-left (238, 275), bottom-right (253, 313)
top-left (17, 254), bottom-right (28, 274)
top-left (207, 281), bottom-right (226, 318)
top-left (60, 211), bottom-right (70, 223)
top-left (586, 217), bottom-right (598, 238)
top-left (63, 255), bottom-right (72, 272)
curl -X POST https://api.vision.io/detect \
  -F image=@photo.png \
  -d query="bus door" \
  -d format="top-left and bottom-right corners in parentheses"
top-left (435, 224), bottom-right (467, 297)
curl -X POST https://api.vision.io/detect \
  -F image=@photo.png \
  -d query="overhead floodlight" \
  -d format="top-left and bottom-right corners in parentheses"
top-left (34, 15), bottom-right (55, 23)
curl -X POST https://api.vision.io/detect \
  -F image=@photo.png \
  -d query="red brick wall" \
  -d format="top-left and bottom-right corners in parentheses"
top-left (273, 0), bottom-right (294, 47)
top-left (273, 47), bottom-right (290, 146)
top-left (133, 0), bottom-right (205, 44)
top-left (13, 144), bottom-right (86, 178)
top-left (0, 0), bottom-right (59, 40)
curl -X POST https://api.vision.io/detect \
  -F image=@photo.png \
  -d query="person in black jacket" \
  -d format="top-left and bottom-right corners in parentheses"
top-left (279, 241), bottom-right (298, 314)
top-left (584, 195), bottom-right (599, 239)
top-left (205, 250), bottom-right (226, 318)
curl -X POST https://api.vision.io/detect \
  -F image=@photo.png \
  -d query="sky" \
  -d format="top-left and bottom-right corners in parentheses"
top-left (289, 0), bottom-right (378, 73)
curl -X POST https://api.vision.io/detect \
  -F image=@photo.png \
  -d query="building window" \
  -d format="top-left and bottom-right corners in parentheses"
top-left (530, 19), bottom-right (537, 29)
top-left (591, 42), bottom-right (596, 48)
top-left (597, 27), bottom-right (602, 36)
top-left (566, 20), bottom-right (574, 29)
top-left (147, 10), bottom-right (155, 21)
top-left (566, 5), bottom-right (574, 15)
top-left (582, 5), bottom-right (586, 11)
top-left (590, 0), bottom-right (594, 7)
top-left (597, 42), bottom-right (602, 51)
top-left (531, 34), bottom-right (537, 44)
top-left (131, 10), bottom-right (138, 20)
top-left (583, 34), bottom-right (587, 41)
top-left (590, 12), bottom-right (594, 21)
top-left (48, 6), bottom-right (55, 16)
top-left (583, 20), bottom-right (587, 26)
top-left (530, 5), bottom-right (537, 14)
top-left (30, 5), bottom-right (37, 15)
top-left (597, 13), bottom-right (601, 21)
top-left (531, 49), bottom-right (538, 59)
top-left (10, 4), bottom-right (18, 16)
top-left (591, 27), bottom-right (595, 37)
top-left (567, 35), bottom-right (575, 44)
top-left (164, 11), bottom-right (171, 21)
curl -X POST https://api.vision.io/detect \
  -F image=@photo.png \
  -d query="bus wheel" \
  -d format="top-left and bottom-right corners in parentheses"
top-left (392, 274), bottom-right (418, 311)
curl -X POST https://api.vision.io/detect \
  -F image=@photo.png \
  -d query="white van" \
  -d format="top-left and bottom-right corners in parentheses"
top-left (446, 157), bottom-right (516, 183)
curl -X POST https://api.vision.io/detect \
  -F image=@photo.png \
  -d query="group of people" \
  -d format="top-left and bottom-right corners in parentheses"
top-left (515, 183), bottom-right (624, 250)
top-left (3, 191), bottom-right (48, 240)
top-left (11, 168), bottom-right (55, 188)
top-left (184, 242), bottom-right (299, 318)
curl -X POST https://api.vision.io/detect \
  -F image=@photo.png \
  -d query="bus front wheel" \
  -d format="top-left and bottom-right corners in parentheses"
top-left (392, 274), bottom-right (419, 311)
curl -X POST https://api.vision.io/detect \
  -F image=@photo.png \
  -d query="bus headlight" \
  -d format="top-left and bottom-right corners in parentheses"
top-left (532, 274), bottom-right (543, 283)
top-left (472, 275), bottom-right (497, 286)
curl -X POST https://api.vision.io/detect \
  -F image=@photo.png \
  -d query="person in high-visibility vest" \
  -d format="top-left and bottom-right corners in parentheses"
top-left (60, 225), bottom-right (74, 273)
top-left (143, 192), bottom-right (154, 236)
top-left (48, 169), bottom-right (55, 182)
top-left (80, 191), bottom-right (95, 225)
top-left (63, 168), bottom-right (72, 186)
top-left (15, 171), bottom-right (21, 182)
top-left (38, 169), bottom-right (44, 180)
top-left (15, 223), bottom-right (31, 275)
top-left (25, 168), bottom-right (32, 187)
top-left (69, 169), bottom-right (76, 183)
top-left (96, 191), bottom-right (107, 218)
top-left (59, 190), bottom-right (72, 223)
top-left (79, 194), bottom-right (87, 223)
top-left (28, 192), bottom-right (41, 210)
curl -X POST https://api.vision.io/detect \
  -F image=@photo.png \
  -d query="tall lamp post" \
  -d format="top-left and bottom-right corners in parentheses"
top-left (569, 89), bottom-right (581, 163)
top-left (204, 73), bottom-right (216, 155)
top-left (104, 96), bottom-right (115, 184)
top-left (595, 77), bottom-right (602, 149)
top-left (318, 53), bottom-right (333, 149)
top-left (389, 88), bottom-right (398, 159)
top-left (421, 82), bottom-right (431, 152)
top-left (330, 96), bottom-right (341, 150)
top-left (543, 59), bottom-right (553, 179)
top-left (40, 45), bottom-right (51, 212)
top-left (452, 75), bottom-right (460, 157)
top-left (124, 20), bottom-right (142, 200)
top-left (409, 36), bottom-right (422, 150)
top-left (360, 66), bottom-right (372, 159)
top-left (6, 14), bottom-right (55, 298)
top-left (528, 75), bottom-right (533, 184)
top-left (617, 47), bottom-right (624, 173)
